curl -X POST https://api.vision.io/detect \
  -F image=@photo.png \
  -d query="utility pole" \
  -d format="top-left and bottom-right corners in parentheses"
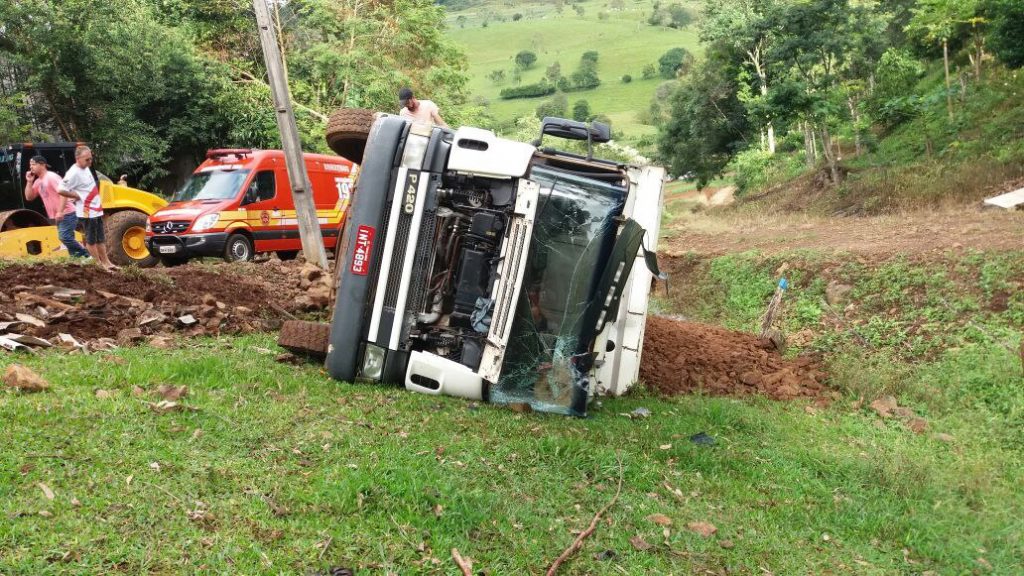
top-left (252, 0), bottom-right (328, 269)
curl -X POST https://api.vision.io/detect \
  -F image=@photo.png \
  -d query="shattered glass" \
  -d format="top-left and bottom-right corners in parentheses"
top-left (490, 166), bottom-right (626, 416)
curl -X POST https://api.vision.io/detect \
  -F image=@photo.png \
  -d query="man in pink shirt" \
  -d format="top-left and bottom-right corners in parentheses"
top-left (24, 155), bottom-right (89, 258)
top-left (398, 87), bottom-right (448, 128)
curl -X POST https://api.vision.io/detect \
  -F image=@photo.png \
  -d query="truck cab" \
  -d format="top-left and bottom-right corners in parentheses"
top-left (326, 115), bottom-right (665, 416)
top-left (146, 149), bottom-right (354, 265)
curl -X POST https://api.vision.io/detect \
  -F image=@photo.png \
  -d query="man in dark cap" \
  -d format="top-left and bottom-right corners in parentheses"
top-left (24, 154), bottom-right (89, 258)
top-left (398, 87), bottom-right (448, 127)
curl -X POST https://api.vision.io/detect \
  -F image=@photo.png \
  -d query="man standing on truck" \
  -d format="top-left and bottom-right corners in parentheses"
top-left (24, 155), bottom-right (89, 258)
top-left (398, 87), bottom-right (448, 128)
top-left (58, 146), bottom-right (117, 270)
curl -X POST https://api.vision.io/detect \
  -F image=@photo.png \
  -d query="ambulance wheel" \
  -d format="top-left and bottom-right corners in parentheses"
top-left (276, 250), bottom-right (298, 261)
top-left (278, 320), bottom-right (331, 358)
top-left (224, 233), bottom-right (254, 262)
top-left (105, 210), bottom-right (157, 268)
top-left (325, 108), bottom-right (375, 163)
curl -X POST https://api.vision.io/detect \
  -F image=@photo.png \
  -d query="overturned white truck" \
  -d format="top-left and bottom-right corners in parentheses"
top-left (312, 112), bottom-right (665, 416)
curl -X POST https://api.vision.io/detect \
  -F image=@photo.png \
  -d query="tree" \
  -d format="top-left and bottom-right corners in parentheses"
top-left (488, 69), bottom-right (507, 85)
top-left (572, 99), bottom-right (591, 121)
top-left (515, 50), bottom-right (538, 70)
top-left (906, 0), bottom-right (977, 121)
top-left (987, 0), bottom-right (1024, 68)
top-left (545, 62), bottom-right (562, 82)
top-left (658, 46), bottom-right (750, 185)
top-left (456, 15), bottom-right (468, 28)
top-left (512, 13), bottom-right (523, 21)
top-left (667, 4), bottom-right (693, 28)
top-left (536, 93), bottom-right (569, 120)
top-left (658, 47), bottom-right (693, 79)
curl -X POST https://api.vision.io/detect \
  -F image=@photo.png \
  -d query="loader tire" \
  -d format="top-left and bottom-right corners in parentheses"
top-left (325, 108), bottom-right (376, 163)
top-left (105, 210), bottom-right (157, 268)
top-left (278, 320), bottom-right (331, 358)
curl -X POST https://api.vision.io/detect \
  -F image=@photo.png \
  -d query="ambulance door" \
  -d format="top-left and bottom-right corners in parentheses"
top-left (240, 169), bottom-right (287, 252)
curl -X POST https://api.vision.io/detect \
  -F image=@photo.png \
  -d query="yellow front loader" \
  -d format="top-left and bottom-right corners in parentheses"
top-left (0, 144), bottom-right (167, 267)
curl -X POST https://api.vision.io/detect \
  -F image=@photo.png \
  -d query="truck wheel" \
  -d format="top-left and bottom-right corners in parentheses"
top-left (278, 320), bottom-right (331, 358)
top-left (224, 233), bottom-right (254, 262)
top-left (105, 210), bottom-right (157, 268)
top-left (276, 250), bottom-right (298, 261)
top-left (326, 108), bottom-right (376, 163)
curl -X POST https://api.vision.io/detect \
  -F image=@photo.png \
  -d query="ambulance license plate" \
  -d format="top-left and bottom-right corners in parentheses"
top-left (159, 246), bottom-right (179, 254)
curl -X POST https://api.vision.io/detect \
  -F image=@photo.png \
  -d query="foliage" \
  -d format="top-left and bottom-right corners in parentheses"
top-left (658, 47), bottom-right (693, 79)
top-left (556, 51), bottom-right (601, 92)
top-left (621, 74), bottom-right (632, 84)
top-left (657, 44), bottom-right (749, 183)
top-left (572, 99), bottom-right (591, 122)
top-left (0, 0), bottom-right (471, 190)
top-left (535, 93), bottom-right (569, 120)
top-left (986, 0), bottom-right (1024, 68)
top-left (514, 50), bottom-right (537, 70)
top-left (499, 80), bottom-right (557, 100)
top-left (642, 63), bottom-right (658, 80)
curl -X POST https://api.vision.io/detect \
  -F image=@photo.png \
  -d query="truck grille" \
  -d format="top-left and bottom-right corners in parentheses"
top-left (383, 209), bottom-right (414, 309)
top-left (491, 218), bottom-right (529, 340)
top-left (406, 208), bottom-right (438, 316)
top-left (151, 221), bottom-right (190, 234)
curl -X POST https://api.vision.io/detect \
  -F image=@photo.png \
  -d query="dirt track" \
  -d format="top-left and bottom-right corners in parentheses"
top-left (662, 207), bottom-right (1024, 257)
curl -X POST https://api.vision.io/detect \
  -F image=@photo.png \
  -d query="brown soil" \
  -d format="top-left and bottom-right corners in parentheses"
top-left (0, 261), bottom-right (314, 343)
top-left (662, 207), bottom-right (1024, 257)
top-left (639, 315), bottom-right (829, 400)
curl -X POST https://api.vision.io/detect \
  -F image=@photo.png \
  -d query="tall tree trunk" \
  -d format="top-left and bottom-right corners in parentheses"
top-left (820, 127), bottom-right (840, 185)
top-left (803, 122), bottom-right (815, 168)
top-left (943, 38), bottom-right (953, 121)
top-left (847, 96), bottom-right (861, 156)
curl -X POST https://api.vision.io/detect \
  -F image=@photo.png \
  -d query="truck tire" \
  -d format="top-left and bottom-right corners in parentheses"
top-left (105, 210), bottom-right (157, 268)
top-left (224, 233), bottom-right (254, 262)
top-left (278, 320), bottom-right (331, 358)
top-left (276, 250), bottom-right (298, 261)
top-left (326, 108), bottom-right (376, 163)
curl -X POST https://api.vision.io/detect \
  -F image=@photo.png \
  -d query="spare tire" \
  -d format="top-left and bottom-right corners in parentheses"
top-left (325, 108), bottom-right (377, 163)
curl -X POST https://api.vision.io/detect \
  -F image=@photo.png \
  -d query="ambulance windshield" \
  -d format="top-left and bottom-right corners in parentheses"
top-left (173, 169), bottom-right (252, 203)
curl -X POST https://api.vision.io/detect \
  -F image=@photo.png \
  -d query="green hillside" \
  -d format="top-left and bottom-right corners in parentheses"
top-left (445, 0), bottom-right (700, 139)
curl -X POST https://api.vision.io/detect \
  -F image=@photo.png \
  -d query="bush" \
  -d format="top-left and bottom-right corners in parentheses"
top-left (658, 47), bottom-right (692, 79)
top-left (512, 12), bottom-right (523, 21)
top-left (515, 50), bottom-right (537, 70)
top-left (642, 63), bottom-right (657, 80)
top-left (988, 0), bottom-right (1024, 68)
top-left (572, 99), bottom-right (591, 122)
top-left (730, 148), bottom-right (806, 194)
top-left (500, 80), bottom-right (556, 99)
top-left (621, 74), bottom-right (632, 83)
top-left (536, 93), bottom-right (569, 120)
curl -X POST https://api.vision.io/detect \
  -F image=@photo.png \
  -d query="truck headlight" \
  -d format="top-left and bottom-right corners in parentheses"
top-left (401, 133), bottom-right (429, 169)
top-left (362, 343), bottom-right (385, 381)
top-left (145, 220), bottom-right (152, 233)
top-left (192, 214), bottom-right (219, 232)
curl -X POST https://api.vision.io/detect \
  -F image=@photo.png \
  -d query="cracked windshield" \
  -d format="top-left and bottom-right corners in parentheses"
top-left (490, 165), bottom-right (626, 416)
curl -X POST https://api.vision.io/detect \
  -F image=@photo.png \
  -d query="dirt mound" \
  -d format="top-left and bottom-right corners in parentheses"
top-left (640, 315), bottom-right (829, 400)
top-left (0, 261), bottom-right (319, 346)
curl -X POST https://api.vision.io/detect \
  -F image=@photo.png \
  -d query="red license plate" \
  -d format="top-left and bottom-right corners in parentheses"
top-left (350, 225), bottom-right (375, 276)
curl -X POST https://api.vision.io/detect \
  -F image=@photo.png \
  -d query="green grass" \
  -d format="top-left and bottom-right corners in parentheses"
top-left (3, 320), bottom-right (1023, 573)
top-left (446, 0), bottom-right (700, 139)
